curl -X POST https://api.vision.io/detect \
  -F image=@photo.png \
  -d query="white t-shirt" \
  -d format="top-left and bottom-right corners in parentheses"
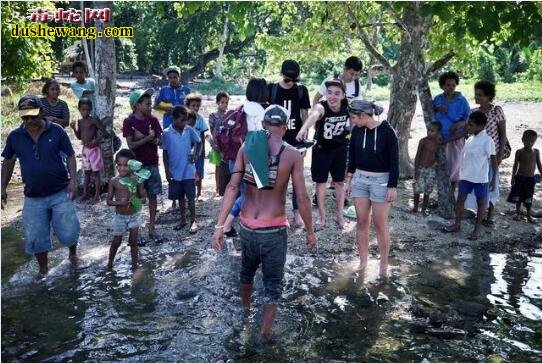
top-left (318, 76), bottom-right (363, 101)
top-left (459, 130), bottom-right (496, 183)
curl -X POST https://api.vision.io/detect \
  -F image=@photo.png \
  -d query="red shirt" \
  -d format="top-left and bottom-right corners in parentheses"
top-left (122, 113), bottom-right (162, 165)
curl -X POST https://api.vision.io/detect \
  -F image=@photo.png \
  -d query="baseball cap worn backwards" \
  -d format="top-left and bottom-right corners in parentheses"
top-left (163, 65), bottom-right (181, 77)
top-left (18, 95), bottom-right (42, 117)
top-left (263, 104), bottom-right (291, 125)
top-left (129, 89), bottom-right (154, 109)
top-left (281, 59), bottom-right (300, 80)
top-left (325, 78), bottom-right (346, 93)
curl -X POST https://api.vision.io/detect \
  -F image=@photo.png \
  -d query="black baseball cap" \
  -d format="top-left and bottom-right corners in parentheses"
top-left (18, 95), bottom-right (42, 117)
top-left (281, 60), bottom-right (300, 80)
top-left (263, 105), bottom-right (290, 125)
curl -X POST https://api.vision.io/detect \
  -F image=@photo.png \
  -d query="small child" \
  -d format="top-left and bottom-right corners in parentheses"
top-left (209, 92), bottom-right (230, 196)
top-left (185, 93), bottom-right (209, 200)
top-left (443, 111), bottom-right (496, 240)
top-left (412, 121), bottom-right (441, 215)
top-left (70, 98), bottom-right (104, 203)
top-left (162, 106), bottom-right (202, 234)
top-left (107, 149), bottom-right (147, 270)
top-left (507, 129), bottom-right (542, 222)
top-left (70, 61), bottom-right (98, 118)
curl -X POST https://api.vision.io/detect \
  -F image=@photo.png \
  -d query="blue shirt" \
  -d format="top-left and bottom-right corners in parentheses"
top-left (1, 121), bottom-right (75, 197)
top-left (154, 84), bottom-right (191, 129)
top-left (162, 125), bottom-right (201, 181)
top-left (433, 92), bottom-right (470, 140)
top-left (71, 78), bottom-right (98, 117)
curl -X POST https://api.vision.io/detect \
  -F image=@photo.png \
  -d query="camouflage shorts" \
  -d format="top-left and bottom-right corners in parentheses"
top-left (413, 166), bottom-right (436, 194)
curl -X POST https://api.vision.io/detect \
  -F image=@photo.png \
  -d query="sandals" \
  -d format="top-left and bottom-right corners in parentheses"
top-left (189, 222), bottom-right (198, 234)
top-left (148, 231), bottom-right (163, 244)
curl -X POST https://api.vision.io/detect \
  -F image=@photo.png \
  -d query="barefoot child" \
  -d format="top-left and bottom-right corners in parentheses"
top-left (163, 106), bottom-right (202, 233)
top-left (443, 111), bottom-right (496, 240)
top-left (107, 149), bottom-right (148, 270)
top-left (71, 98), bottom-right (104, 203)
top-left (412, 122), bottom-right (441, 214)
top-left (185, 93), bottom-right (209, 201)
top-left (507, 129), bottom-right (542, 222)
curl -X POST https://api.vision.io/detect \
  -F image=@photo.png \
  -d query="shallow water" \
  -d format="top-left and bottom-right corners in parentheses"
top-left (2, 235), bottom-right (541, 362)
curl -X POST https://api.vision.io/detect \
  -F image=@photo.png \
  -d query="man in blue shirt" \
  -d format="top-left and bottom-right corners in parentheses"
top-left (1, 95), bottom-right (80, 277)
top-left (154, 65), bottom-right (191, 129)
top-left (162, 106), bottom-right (201, 233)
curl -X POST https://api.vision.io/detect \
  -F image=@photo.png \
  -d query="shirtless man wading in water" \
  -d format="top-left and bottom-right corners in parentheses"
top-left (212, 105), bottom-right (316, 339)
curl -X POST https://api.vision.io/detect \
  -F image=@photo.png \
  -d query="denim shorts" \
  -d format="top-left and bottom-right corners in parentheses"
top-left (22, 188), bottom-right (80, 255)
top-left (168, 179), bottom-right (195, 200)
top-left (112, 213), bottom-right (141, 236)
top-left (143, 164), bottom-right (162, 196)
top-left (239, 224), bottom-right (288, 305)
top-left (350, 170), bottom-right (389, 203)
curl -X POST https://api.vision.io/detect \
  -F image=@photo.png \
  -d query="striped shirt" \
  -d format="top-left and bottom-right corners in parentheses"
top-left (40, 97), bottom-right (70, 127)
top-left (472, 104), bottom-right (505, 155)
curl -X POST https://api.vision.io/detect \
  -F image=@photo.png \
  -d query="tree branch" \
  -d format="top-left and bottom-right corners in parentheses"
top-left (425, 51), bottom-right (456, 77)
top-left (344, 3), bottom-right (392, 71)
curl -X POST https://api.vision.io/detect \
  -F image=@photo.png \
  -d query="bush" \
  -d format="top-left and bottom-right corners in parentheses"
top-left (476, 48), bottom-right (497, 84)
top-left (116, 38), bottom-right (138, 73)
top-left (373, 73), bottom-right (390, 87)
top-left (525, 49), bottom-right (542, 81)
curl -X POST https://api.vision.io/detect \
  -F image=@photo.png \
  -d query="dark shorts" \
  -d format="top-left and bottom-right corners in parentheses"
top-left (311, 143), bottom-right (348, 183)
top-left (507, 174), bottom-right (535, 206)
top-left (195, 158), bottom-right (204, 179)
top-left (239, 224), bottom-right (288, 305)
top-left (168, 179), bottom-right (196, 200)
top-left (143, 164), bottom-right (162, 196)
top-left (458, 180), bottom-right (488, 199)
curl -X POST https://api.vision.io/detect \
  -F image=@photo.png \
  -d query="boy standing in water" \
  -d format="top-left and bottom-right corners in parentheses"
top-left (71, 98), bottom-right (104, 204)
top-left (507, 129), bottom-right (542, 222)
top-left (443, 111), bottom-right (496, 240)
top-left (162, 106), bottom-right (202, 234)
top-left (107, 149), bottom-right (147, 270)
top-left (411, 122), bottom-right (441, 215)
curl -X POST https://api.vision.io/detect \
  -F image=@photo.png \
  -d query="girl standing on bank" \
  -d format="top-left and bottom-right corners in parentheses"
top-left (345, 100), bottom-right (398, 277)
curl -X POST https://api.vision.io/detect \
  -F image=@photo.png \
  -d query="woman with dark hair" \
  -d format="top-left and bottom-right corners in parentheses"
top-left (345, 100), bottom-right (398, 277)
top-left (221, 78), bottom-right (269, 237)
top-left (433, 71), bottom-right (471, 191)
top-left (464, 80), bottom-right (508, 225)
top-left (41, 78), bottom-right (70, 127)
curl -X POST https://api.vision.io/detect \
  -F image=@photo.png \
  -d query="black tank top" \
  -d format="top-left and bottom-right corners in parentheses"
top-left (314, 100), bottom-right (350, 149)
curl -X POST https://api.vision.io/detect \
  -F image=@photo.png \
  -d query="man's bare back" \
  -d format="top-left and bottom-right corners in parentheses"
top-left (240, 143), bottom-right (301, 221)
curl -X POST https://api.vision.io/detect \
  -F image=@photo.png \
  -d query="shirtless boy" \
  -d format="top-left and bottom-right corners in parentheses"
top-left (107, 149), bottom-right (147, 270)
top-left (412, 122), bottom-right (441, 214)
top-left (507, 129), bottom-right (542, 222)
top-left (71, 98), bottom-right (104, 203)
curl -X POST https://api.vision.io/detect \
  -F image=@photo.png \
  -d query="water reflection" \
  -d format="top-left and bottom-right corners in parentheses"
top-left (2, 240), bottom-right (541, 361)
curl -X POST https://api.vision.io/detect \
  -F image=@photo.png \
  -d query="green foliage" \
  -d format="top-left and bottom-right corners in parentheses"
top-left (524, 48), bottom-right (542, 81)
top-left (1, 1), bottom-right (56, 81)
top-left (115, 38), bottom-right (138, 73)
top-left (476, 47), bottom-right (497, 84)
top-left (373, 74), bottom-right (390, 87)
top-left (190, 78), bottom-right (245, 95)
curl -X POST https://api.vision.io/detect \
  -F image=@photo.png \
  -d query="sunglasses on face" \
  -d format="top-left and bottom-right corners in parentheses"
top-left (22, 115), bottom-right (39, 121)
top-left (283, 78), bottom-right (297, 83)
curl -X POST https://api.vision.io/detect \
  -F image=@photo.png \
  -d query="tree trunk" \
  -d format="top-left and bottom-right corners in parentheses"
top-left (94, 0), bottom-right (116, 184)
top-left (365, 19), bottom-right (379, 91)
top-left (214, 15), bottom-right (229, 80)
top-left (418, 77), bottom-right (455, 218)
top-left (80, 2), bottom-right (95, 79)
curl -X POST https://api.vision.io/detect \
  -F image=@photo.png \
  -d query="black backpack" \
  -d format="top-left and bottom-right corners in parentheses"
top-left (270, 83), bottom-right (304, 104)
top-left (334, 73), bottom-right (360, 98)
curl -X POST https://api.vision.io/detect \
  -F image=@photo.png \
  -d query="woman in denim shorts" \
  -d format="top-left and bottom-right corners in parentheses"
top-left (344, 100), bottom-right (399, 277)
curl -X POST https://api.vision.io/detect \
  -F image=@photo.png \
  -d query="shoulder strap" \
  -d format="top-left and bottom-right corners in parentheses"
top-left (271, 83), bottom-right (278, 104)
top-left (296, 83), bottom-right (303, 101)
top-left (334, 73), bottom-right (340, 79)
top-left (354, 79), bottom-right (360, 97)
